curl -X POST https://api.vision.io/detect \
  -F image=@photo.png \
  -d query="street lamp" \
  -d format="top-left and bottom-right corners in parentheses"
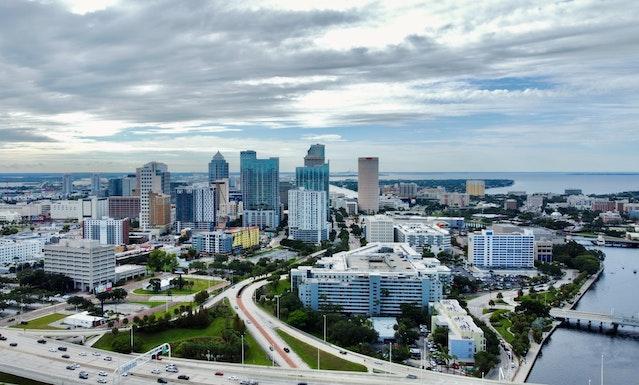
top-left (241, 334), bottom-right (245, 365)
top-left (323, 314), bottom-right (327, 342)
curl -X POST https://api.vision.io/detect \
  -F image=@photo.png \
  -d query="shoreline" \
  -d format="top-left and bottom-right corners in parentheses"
top-left (514, 267), bottom-right (603, 383)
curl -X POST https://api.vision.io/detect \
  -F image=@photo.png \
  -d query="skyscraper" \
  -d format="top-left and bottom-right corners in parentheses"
top-left (137, 161), bottom-right (170, 231)
top-left (296, 144), bottom-right (330, 218)
top-left (240, 150), bottom-right (280, 229)
top-left (358, 157), bottom-right (379, 214)
top-left (62, 174), bottom-right (73, 197)
top-left (91, 173), bottom-right (101, 195)
top-left (108, 178), bottom-right (123, 196)
top-left (208, 151), bottom-right (229, 183)
top-left (304, 144), bottom-right (325, 166)
top-left (288, 188), bottom-right (329, 244)
top-left (175, 186), bottom-right (217, 231)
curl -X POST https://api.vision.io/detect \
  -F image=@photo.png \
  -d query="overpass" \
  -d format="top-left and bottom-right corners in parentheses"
top-left (550, 308), bottom-right (639, 329)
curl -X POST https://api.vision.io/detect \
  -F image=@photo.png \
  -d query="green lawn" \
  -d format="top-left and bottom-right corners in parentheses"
top-left (10, 313), bottom-right (66, 330)
top-left (272, 279), bottom-right (290, 296)
top-left (276, 329), bottom-right (367, 372)
top-left (243, 332), bottom-right (271, 365)
top-left (490, 310), bottom-right (515, 344)
top-left (132, 278), bottom-right (221, 295)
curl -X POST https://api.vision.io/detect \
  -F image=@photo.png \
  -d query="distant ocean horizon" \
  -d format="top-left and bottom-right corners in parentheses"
top-left (1, 171), bottom-right (638, 195)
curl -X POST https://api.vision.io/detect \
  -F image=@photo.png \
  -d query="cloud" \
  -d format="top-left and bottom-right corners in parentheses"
top-left (301, 134), bottom-right (345, 142)
top-left (0, 128), bottom-right (56, 144)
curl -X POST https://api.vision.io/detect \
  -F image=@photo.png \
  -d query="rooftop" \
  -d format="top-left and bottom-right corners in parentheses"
top-left (394, 223), bottom-right (449, 236)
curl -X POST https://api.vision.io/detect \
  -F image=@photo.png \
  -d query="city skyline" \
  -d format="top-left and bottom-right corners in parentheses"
top-left (1, 0), bottom-right (638, 173)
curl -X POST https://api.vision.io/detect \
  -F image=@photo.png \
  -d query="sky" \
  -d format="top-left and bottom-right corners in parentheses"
top-left (0, 0), bottom-right (637, 173)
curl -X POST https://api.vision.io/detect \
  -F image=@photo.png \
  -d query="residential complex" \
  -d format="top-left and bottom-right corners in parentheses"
top-left (149, 192), bottom-right (171, 228)
top-left (468, 225), bottom-right (535, 268)
top-left (137, 161), bottom-right (170, 231)
top-left (175, 186), bottom-right (217, 231)
top-left (43, 239), bottom-right (116, 292)
top-left (288, 188), bottom-right (329, 244)
top-left (465, 180), bottom-right (485, 197)
top-left (193, 226), bottom-right (260, 255)
top-left (291, 243), bottom-right (449, 316)
top-left (431, 299), bottom-right (485, 362)
top-left (394, 223), bottom-right (451, 254)
top-left (398, 182), bottom-right (418, 199)
top-left (82, 217), bottom-right (129, 245)
top-left (364, 215), bottom-right (394, 243)
top-left (107, 196), bottom-right (140, 220)
top-left (240, 150), bottom-right (280, 229)
top-left (358, 157), bottom-right (379, 214)
top-left (438, 192), bottom-right (469, 208)
top-left (0, 238), bottom-right (45, 264)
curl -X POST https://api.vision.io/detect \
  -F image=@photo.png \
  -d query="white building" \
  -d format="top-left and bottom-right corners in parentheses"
top-left (358, 157), bottom-right (379, 214)
top-left (43, 239), bottom-right (116, 292)
top-left (431, 299), bottom-right (485, 362)
top-left (137, 161), bottom-right (170, 231)
top-left (379, 195), bottom-right (409, 210)
top-left (291, 243), bottom-right (448, 315)
top-left (468, 225), bottom-right (535, 269)
top-left (0, 238), bottom-right (45, 264)
top-left (438, 192), bottom-right (470, 208)
top-left (82, 217), bottom-right (129, 245)
top-left (62, 174), bottom-right (73, 197)
top-left (288, 188), bottom-right (329, 244)
top-left (0, 211), bottom-right (21, 222)
top-left (522, 194), bottom-right (545, 212)
top-left (398, 182), bottom-right (418, 199)
top-left (365, 215), bottom-right (394, 243)
top-left (567, 195), bottom-right (594, 210)
top-left (50, 197), bottom-right (108, 221)
top-left (394, 223), bottom-right (451, 254)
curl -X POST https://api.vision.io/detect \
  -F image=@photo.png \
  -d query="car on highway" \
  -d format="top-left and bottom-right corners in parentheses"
top-left (228, 376), bottom-right (239, 381)
top-left (239, 380), bottom-right (258, 385)
top-left (79, 371), bottom-right (89, 379)
top-left (298, 383), bottom-right (308, 385)
top-left (92, 352), bottom-right (101, 356)
top-left (177, 375), bottom-right (190, 380)
top-left (151, 369), bottom-right (161, 374)
top-left (66, 365), bottom-right (76, 370)
top-left (166, 367), bottom-right (178, 373)
top-left (339, 350), bottom-right (347, 355)
top-left (214, 371), bottom-right (223, 376)
top-left (97, 378), bottom-right (108, 384)
top-left (268, 346), bottom-right (273, 351)
top-left (9, 342), bottom-right (17, 347)
top-left (62, 354), bottom-right (71, 359)
top-left (0, 336), bottom-right (7, 341)
top-left (103, 356), bottom-right (112, 361)
top-left (58, 346), bottom-right (68, 351)
top-left (37, 339), bottom-right (47, 344)
top-left (79, 352), bottom-right (87, 356)
top-left (283, 347), bottom-right (290, 353)
top-left (406, 374), bottom-right (418, 379)
top-left (157, 379), bottom-right (168, 384)
top-left (98, 371), bottom-right (108, 377)
top-left (49, 348), bottom-right (57, 352)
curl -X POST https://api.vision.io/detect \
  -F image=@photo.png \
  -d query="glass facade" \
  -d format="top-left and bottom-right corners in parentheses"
top-left (240, 150), bottom-right (280, 229)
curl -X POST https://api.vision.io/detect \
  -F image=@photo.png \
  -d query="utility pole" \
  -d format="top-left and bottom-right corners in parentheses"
top-left (241, 334), bottom-right (244, 365)
top-left (130, 325), bottom-right (134, 348)
top-left (276, 295), bottom-right (280, 319)
top-left (389, 342), bottom-right (392, 363)
top-left (317, 347), bottom-right (320, 370)
top-left (601, 354), bottom-right (604, 385)
top-left (323, 314), bottom-right (327, 342)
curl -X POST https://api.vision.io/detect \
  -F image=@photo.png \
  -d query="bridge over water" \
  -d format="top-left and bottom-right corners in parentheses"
top-left (550, 308), bottom-right (639, 330)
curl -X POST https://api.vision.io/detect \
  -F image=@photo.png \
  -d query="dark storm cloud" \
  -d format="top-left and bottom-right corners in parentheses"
top-left (0, 128), bottom-right (56, 143)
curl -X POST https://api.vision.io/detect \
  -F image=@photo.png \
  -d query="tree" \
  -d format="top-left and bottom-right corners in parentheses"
top-left (287, 309), bottom-right (309, 329)
top-left (111, 288), bottom-right (128, 302)
top-left (148, 278), bottom-right (161, 293)
top-left (474, 351), bottom-right (499, 377)
top-left (194, 290), bottom-right (210, 305)
top-left (431, 326), bottom-right (448, 348)
top-left (147, 249), bottom-right (178, 272)
top-left (95, 291), bottom-right (111, 312)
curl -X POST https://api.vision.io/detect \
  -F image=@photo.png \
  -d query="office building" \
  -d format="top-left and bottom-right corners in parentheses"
top-left (137, 161), bottom-right (170, 231)
top-left (291, 243), bottom-right (447, 315)
top-left (211, 179), bottom-right (230, 224)
top-left (279, 181), bottom-right (295, 209)
top-left (438, 192), bottom-right (470, 208)
top-left (0, 238), bottom-right (45, 264)
top-left (288, 188), bottom-right (329, 244)
top-left (398, 182), bottom-right (418, 199)
top-left (108, 196), bottom-right (140, 220)
top-left (468, 225), bottom-right (535, 268)
top-left (208, 151), bottom-right (229, 183)
top-left (358, 157), bottom-right (379, 214)
top-left (149, 192), bottom-right (171, 227)
top-left (62, 174), bottom-right (73, 197)
top-left (394, 223), bottom-right (451, 254)
top-left (240, 151), bottom-right (280, 229)
top-left (304, 144), bottom-right (325, 166)
top-left (107, 178), bottom-right (122, 196)
top-left (504, 199), bottom-right (518, 210)
top-left (91, 173), bottom-right (101, 195)
top-left (364, 215), bottom-right (394, 243)
top-left (431, 300), bottom-right (485, 362)
top-left (175, 186), bottom-right (217, 231)
top-left (193, 226), bottom-right (260, 255)
top-left (83, 217), bottom-right (129, 245)
top-left (592, 200), bottom-right (616, 212)
top-left (122, 174), bottom-right (137, 196)
top-left (43, 239), bottom-right (116, 292)
top-left (466, 180), bottom-right (485, 197)
top-left (535, 240), bottom-right (553, 263)
top-left (50, 197), bottom-right (108, 221)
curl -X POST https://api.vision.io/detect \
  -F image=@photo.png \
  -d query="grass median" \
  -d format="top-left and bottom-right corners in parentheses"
top-left (132, 278), bottom-right (221, 295)
top-left (275, 329), bottom-right (367, 372)
top-left (10, 313), bottom-right (66, 330)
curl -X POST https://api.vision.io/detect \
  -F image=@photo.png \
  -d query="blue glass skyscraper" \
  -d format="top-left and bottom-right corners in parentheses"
top-left (208, 151), bottom-right (229, 183)
top-left (240, 150), bottom-right (280, 229)
top-left (296, 145), bottom-right (330, 218)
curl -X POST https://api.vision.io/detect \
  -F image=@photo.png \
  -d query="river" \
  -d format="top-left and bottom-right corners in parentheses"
top-left (527, 246), bottom-right (639, 385)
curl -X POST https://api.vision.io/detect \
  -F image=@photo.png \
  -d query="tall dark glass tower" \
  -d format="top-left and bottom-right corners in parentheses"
top-left (208, 151), bottom-right (229, 183)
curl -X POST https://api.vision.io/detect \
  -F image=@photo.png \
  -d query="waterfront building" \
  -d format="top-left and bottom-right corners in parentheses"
top-left (137, 161), bottom-right (170, 231)
top-left (108, 196), bottom-right (140, 220)
top-left (358, 157), bottom-right (379, 214)
top-left (438, 192), bottom-right (470, 208)
top-left (468, 225), bottom-right (535, 268)
top-left (431, 299), bottom-right (485, 362)
top-left (398, 182), bottom-right (418, 199)
top-left (62, 174), bottom-right (73, 197)
top-left (466, 180), bottom-right (485, 197)
top-left (394, 223), bottom-right (451, 254)
top-left (208, 151), bottom-right (229, 183)
top-left (121, 174), bottom-right (137, 196)
top-left (175, 186), bottom-right (217, 231)
top-left (240, 150), bottom-right (280, 229)
top-left (82, 217), bottom-right (129, 245)
top-left (291, 243), bottom-right (447, 315)
top-left (364, 214), bottom-right (394, 243)
top-left (43, 239), bottom-right (115, 292)
top-left (303, 144), bottom-right (325, 166)
top-left (288, 188), bottom-right (329, 244)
